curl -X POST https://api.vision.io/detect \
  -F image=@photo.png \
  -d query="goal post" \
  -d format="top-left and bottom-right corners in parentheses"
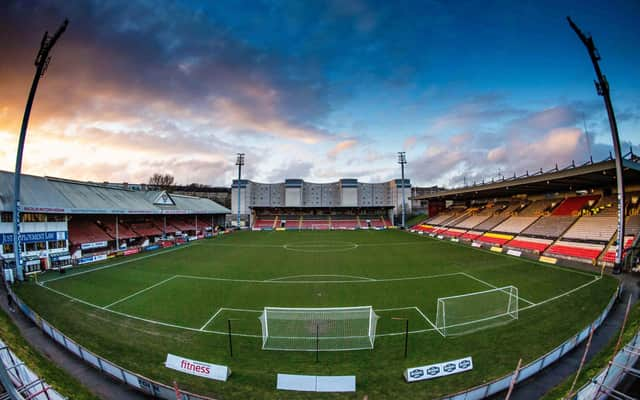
top-left (436, 286), bottom-right (519, 337)
top-left (259, 306), bottom-right (379, 351)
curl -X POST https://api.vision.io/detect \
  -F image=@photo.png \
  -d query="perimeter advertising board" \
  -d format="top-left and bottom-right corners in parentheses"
top-left (165, 353), bottom-right (230, 382)
top-left (404, 356), bottom-right (473, 382)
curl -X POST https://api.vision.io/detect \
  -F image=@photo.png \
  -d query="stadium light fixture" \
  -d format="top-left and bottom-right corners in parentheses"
top-left (398, 152), bottom-right (407, 229)
top-left (568, 17), bottom-right (625, 274)
top-left (235, 153), bottom-right (245, 229)
top-left (13, 19), bottom-right (68, 282)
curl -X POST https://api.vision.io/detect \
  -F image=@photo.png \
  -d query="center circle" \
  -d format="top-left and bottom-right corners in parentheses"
top-left (283, 241), bottom-right (359, 253)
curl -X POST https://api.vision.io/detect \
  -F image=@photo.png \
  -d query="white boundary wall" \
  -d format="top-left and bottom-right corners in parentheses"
top-left (10, 285), bottom-right (620, 400)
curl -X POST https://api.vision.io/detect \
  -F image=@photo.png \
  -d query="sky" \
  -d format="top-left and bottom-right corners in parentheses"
top-left (1, 0), bottom-right (639, 188)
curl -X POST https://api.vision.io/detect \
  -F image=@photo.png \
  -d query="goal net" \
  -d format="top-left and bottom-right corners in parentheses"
top-left (259, 306), bottom-right (379, 351)
top-left (436, 286), bottom-right (519, 337)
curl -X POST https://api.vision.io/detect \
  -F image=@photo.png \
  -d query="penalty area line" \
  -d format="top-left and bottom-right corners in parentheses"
top-left (42, 243), bottom-right (199, 284)
top-left (36, 282), bottom-right (262, 338)
top-left (460, 272), bottom-right (536, 306)
top-left (103, 275), bottom-right (178, 310)
top-left (199, 308), bottom-right (224, 331)
top-left (413, 306), bottom-right (442, 336)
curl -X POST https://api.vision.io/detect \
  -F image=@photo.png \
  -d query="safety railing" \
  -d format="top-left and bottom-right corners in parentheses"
top-left (10, 285), bottom-right (620, 400)
top-left (438, 286), bottom-right (619, 400)
top-left (0, 336), bottom-right (66, 400)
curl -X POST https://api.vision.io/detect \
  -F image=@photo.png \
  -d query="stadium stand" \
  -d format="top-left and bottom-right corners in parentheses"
top-left (440, 228), bottom-right (466, 237)
top-left (169, 217), bottom-right (197, 232)
top-left (476, 232), bottom-right (513, 245)
top-left (551, 195), bottom-right (600, 216)
top-left (68, 217), bottom-right (113, 244)
top-left (455, 214), bottom-right (491, 229)
top-left (130, 221), bottom-right (163, 237)
top-left (254, 218), bottom-right (277, 229)
top-left (562, 215), bottom-right (617, 242)
top-left (101, 220), bottom-right (138, 239)
top-left (280, 215), bottom-right (301, 229)
top-left (521, 215), bottom-right (577, 238)
top-left (625, 215), bottom-right (640, 235)
top-left (331, 216), bottom-right (360, 229)
top-left (546, 240), bottom-right (605, 261)
top-left (460, 231), bottom-right (483, 240)
top-left (425, 212), bottom-right (456, 226)
top-left (518, 199), bottom-right (557, 216)
top-left (505, 236), bottom-right (553, 253)
top-left (300, 215), bottom-right (331, 230)
top-left (602, 236), bottom-right (634, 263)
top-left (491, 216), bottom-right (539, 234)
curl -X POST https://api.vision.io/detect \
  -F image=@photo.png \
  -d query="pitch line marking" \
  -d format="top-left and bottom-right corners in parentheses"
top-left (375, 306), bottom-right (417, 312)
top-left (103, 275), bottom-right (178, 310)
top-left (42, 244), bottom-right (198, 284)
top-left (199, 308), bottom-right (224, 331)
top-left (519, 276), bottom-right (602, 311)
top-left (173, 271), bottom-right (463, 284)
top-left (37, 283), bottom-right (263, 338)
top-left (33, 270), bottom-right (605, 339)
top-left (413, 306), bottom-right (442, 335)
top-left (460, 272), bottom-right (536, 306)
top-left (266, 274), bottom-right (375, 282)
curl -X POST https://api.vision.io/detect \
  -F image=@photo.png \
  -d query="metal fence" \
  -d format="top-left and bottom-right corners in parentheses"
top-left (10, 288), bottom-right (216, 400)
top-left (573, 324), bottom-right (640, 399)
top-left (439, 287), bottom-right (619, 400)
top-left (10, 285), bottom-right (620, 400)
top-left (0, 336), bottom-right (66, 400)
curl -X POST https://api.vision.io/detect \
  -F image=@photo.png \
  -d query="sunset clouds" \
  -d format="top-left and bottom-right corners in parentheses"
top-left (1, 1), bottom-right (639, 187)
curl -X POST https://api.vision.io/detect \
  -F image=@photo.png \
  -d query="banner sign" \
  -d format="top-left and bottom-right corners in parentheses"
top-left (471, 242), bottom-right (482, 248)
top-left (164, 353), bottom-right (230, 382)
top-left (405, 356), bottom-right (473, 383)
top-left (1, 231), bottom-right (67, 244)
top-left (490, 246), bottom-right (503, 253)
top-left (81, 241), bottom-right (108, 250)
top-left (123, 248), bottom-right (140, 256)
top-left (78, 254), bottom-right (107, 265)
top-left (506, 249), bottom-right (522, 257)
top-left (539, 256), bottom-right (557, 264)
top-left (144, 244), bottom-right (161, 252)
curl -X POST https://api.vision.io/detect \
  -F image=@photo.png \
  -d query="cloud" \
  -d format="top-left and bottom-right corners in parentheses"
top-left (265, 160), bottom-right (314, 182)
top-left (213, 98), bottom-right (331, 144)
top-left (327, 139), bottom-right (358, 159)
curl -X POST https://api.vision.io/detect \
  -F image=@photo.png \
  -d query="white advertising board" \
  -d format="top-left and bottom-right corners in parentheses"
top-left (165, 353), bottom-right (230, 382)
top-left (405, 356), bottom-right (473, 382)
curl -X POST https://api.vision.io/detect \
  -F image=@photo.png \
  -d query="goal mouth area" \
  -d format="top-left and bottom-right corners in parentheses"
top-left (259, 306), bottom-right (379, 351)
top-left (435, 286), bottom-right (519, 337)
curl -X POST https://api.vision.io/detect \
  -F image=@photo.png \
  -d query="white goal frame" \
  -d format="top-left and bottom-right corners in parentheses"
top-left (436, 285), bottom-right (519, 337)
top-left (311, 223), bottom-right (330, 230)
top-left (259, 306), bottom-right (378, 351)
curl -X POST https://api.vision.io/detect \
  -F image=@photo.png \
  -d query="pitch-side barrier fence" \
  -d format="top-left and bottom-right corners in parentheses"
top-left (8, 286), bottom-right (622, 400)
top-left (438, 286), bottom-right (619, 400)
top-left (0, 336), bottom-right (66, 400)
top-left (570, 324), bottom-right (640, 400)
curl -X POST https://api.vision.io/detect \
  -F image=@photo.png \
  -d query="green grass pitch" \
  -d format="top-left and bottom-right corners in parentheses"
top-left (15, 230), bottom-right (618, 399)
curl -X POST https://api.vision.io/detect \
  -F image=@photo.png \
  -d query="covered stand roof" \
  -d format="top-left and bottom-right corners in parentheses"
top-left (414, 154), bottom-right (640, 201)
top-left (0, 171), bottom-right (230, 215)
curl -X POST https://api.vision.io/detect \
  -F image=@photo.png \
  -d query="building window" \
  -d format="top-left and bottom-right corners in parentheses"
top-left (1, 212), bottom-right (13, 222)
top-left (2, 243), bottom-right (13, 254)
top-left (48, 240), bottom-right (66, 250)
top-left (21, 213), bottom-right (47, 222)
top-left (25, 242), bottom-right (46, 252)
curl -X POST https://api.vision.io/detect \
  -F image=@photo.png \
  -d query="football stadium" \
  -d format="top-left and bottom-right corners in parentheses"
top-left (2, 2), bottom-right (640, 400)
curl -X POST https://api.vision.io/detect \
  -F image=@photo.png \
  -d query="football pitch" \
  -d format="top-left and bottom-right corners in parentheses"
top-left (16, 230), bottom-right (618, 399)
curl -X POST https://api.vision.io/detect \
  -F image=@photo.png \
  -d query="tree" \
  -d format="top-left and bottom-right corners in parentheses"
top-left (148, 173), bottom-right (175, 190)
